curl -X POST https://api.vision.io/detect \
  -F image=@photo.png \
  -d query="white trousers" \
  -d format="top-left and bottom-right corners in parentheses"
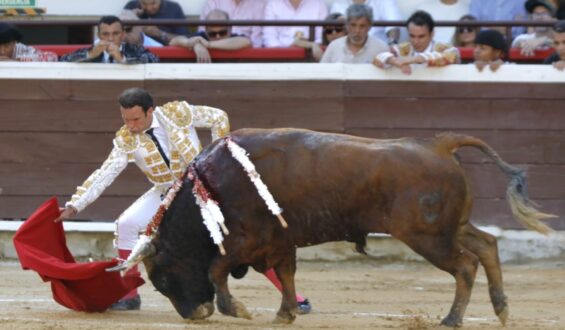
top-left (115, 187), bottom-right (164, 250)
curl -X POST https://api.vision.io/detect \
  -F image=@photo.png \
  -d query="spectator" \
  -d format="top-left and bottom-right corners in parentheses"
top-left (60, 16), bottom-right (159, 63)
top-left (0, 22), bottom-right (57, 62)
top-left (181, 9), bottom-right (252, 63)
top-left (453, 14), bottom-right (479, 47)
top-left (469, 0), bottom-right (527, 40)
top-left (322, 13), bottom-right (348, 45)
top-left (512, 0), bottom-right (556, 56)
top-left (124, 0), bottom-right (189, 45)
top-left (293, 12), bottom-right (347, 61)
top-left (119, 10), bottom-right (163, 47)
top-left (544, 20), bottom-right (565, 70)
top-left (416, 0), bottom-right (470, 44)
top-left (373, 10), bottom-right (460, 74)
top-left (321, 4), bottom-right (388, 63)
top-left (263, 0), bottom-right (328, 48)
top-left (330, 0), bottom-right (402, 44)
top-left (200, 0), bottom-right (266, 47)
top-left (473, 29), bottom-right (507, 72)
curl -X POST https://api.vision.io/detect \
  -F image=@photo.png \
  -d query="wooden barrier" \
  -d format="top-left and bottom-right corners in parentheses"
top-left (0, 63), bottom-right (563, 231)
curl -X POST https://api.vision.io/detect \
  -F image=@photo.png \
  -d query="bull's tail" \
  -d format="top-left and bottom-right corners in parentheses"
top-left (434, 132), bottom-right (557, 235)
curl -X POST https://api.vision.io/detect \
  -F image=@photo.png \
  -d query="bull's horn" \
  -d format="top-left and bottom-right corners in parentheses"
top-left (106, 235), bottom-right (156, 272)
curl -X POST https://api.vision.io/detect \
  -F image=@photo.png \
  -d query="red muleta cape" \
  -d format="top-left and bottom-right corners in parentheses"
top-left (12, 197), bottom-right (144, 312)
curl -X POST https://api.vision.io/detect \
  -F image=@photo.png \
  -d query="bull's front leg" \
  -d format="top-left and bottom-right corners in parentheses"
top-left (209, 258), bottom-right (252, 320)
top-left (272, 251), bottom-right (298, 324)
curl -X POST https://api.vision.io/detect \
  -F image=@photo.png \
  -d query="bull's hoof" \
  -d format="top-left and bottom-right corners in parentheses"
top-left (232, 299), bottom-right (252, 320)
top-left (440, 315), bottom-right (462, 328)
top-left (189, 302), bottom-right (215, 320)
top-left (497, 306), bottom-right (509, 326)
top-left (273, 314), bottom-right (295, 324)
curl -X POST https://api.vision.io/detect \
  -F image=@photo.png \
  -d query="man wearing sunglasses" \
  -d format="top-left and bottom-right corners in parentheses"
top-left (60, 16), bottom-right (159, 63)
top-left (173, 9), bottom-right (251, 63)
top-left (200, 0), bottom-right (266, 48)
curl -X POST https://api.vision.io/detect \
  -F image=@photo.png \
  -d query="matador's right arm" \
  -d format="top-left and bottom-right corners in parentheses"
top-left (65, 147), bottom-right (129, 213)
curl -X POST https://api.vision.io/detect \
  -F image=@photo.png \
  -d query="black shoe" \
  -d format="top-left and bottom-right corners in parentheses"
top-left (110, 295), bottom-right (141, 311)
top-left (297, 299), bottom-right (312, 315)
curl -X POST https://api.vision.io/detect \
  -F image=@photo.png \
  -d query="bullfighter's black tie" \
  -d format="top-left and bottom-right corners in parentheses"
top-left (146, 128), bottom-right (170, 167)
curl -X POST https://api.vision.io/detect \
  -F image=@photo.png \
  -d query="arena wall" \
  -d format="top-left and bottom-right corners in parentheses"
top-left (0, 63), bottom-right (563, 231)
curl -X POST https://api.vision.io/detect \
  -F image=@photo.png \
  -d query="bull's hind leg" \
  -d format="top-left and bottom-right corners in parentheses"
top-left (272, 250), bottom-right (298, 324)
top-left (458, 224), bottom-right (508, 325)
top-left (209, 259), bottom-right (252, 320)
top-left (399, 234), bottom-right (479, 327)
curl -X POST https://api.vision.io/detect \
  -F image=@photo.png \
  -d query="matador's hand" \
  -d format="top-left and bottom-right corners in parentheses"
top-left (54, 206), bottom-right (77, 223)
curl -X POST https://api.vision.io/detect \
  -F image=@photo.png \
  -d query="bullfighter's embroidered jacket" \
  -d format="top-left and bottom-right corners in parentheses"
top-left (66, 101), bottom-right (230, 212)
top-left (376, 40), bottom-right (460, 67)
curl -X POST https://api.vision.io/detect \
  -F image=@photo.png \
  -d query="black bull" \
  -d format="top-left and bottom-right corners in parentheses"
top-left (137, 128), bottom-right (554, 327)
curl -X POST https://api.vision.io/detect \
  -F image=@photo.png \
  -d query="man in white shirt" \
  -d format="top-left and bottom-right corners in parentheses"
top-left (415, 0), bottom-right (471, 44)
top-left (330, 0), bottom-right (401, 44)
top-left (321, 3), bottom-right (389, 63)
top-left (263, 0), bottom-right (328, 47)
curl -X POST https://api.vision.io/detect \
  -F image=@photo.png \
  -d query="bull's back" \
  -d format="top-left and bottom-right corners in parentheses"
top-left (198, 129), bottom-right (469, 248)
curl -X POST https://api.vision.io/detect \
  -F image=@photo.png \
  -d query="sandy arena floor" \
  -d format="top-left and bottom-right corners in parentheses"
top-left (1, 259), bottom-right (564, 329)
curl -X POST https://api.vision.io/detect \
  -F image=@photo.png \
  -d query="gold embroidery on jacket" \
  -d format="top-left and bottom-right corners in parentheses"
top-left (114, 126), bottom-right (140, 154)
top-left (161, 101), bottom-right (193, 128)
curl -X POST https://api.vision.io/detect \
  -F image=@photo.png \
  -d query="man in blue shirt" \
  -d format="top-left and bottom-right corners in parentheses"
top-left (124, 0), bottom-right (189, 45)
top-left (469, 0), bottom-right (527, 40)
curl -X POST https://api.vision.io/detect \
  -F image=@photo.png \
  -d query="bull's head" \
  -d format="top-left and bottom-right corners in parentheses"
top-left (143, 237), bottom-right (216, 319)
top-left (113, 181), bottom-right (219, 319)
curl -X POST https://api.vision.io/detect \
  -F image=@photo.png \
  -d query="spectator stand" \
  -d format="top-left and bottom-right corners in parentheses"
top-left (8, 19), bottom-right (563, 63)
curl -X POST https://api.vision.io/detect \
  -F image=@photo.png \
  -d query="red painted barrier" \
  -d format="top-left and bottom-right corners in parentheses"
top-left (34, 45), bottom-right (553, 63)
top-left (34, 45), bottom-right (308, 62)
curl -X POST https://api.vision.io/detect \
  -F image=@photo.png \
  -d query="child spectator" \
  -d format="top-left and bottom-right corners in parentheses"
top-left (473, 29), bottom-right (507, 72)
